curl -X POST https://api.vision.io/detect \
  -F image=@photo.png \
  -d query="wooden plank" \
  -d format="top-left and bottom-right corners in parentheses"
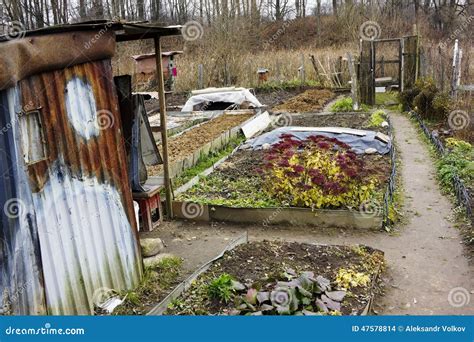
top-left (154, 36), bottom-right (173, 218)
top-left (346, 52), bottom-right (360, 111)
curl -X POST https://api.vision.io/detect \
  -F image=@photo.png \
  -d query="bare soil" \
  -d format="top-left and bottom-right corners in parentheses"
top-left (272, 89), bottom-right (336, 113)
top-left (255, 87), bottom-right (309, 109)
top-left (166, 241), bottom-right (385, 315)
top-left (291, 112), bottom-right (388, 134)
top-left (148, 114), bottom-right (252, 176)
top-left (145, 92), bottom-right (190, 113)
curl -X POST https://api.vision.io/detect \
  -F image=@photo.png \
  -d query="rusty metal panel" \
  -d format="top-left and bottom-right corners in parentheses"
top-left (1, 59), bottom-right (143, 315)
top-left (0, 87), bottom-right (47, 315)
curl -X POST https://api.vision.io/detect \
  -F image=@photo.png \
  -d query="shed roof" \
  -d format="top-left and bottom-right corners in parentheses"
top-left (0, 20), bottom-right (182, 42)
top-left (0, 20), bottom-right (182, 91)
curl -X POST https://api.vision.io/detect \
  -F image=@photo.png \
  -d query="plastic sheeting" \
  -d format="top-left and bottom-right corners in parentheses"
top-left (181, 88), bottom-right (263, 112)
top-left (242, 127), bottom-right (391, 155)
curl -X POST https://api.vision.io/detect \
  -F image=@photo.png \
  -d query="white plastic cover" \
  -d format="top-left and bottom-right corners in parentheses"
top-left (181, 88), bottom-right (263, 112)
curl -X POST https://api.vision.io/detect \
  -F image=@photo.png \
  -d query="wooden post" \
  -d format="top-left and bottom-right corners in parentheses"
top-left (300, 53), bottom-right (306, 85)
top-left (370, 40), bottom-right (375, 105)
top-left (310, 54), bottom-right (324, 87)
top-left (451, 39), bottom-right (462, 99)
top-left (380, 56), bottom-right (385, 77)
top-left (399, 39), bottom-right (404, 92)
top-left (439, 46), bottom-right (445, 91)
top-left (335, 56), bottom-right (343, 86)
top-left (198, 64), bottom-right (204, 89)
top-left (154, 36), bottom-right (173, 219)
top-left (347, 52), bottom-right (360, 111)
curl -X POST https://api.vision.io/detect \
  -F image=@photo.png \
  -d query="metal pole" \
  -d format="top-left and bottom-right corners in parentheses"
top-left (154, 36), bottom-right (173, 218)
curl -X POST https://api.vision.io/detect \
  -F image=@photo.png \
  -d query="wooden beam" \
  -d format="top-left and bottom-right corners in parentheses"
top-left (154, 36), bottom-right (173, 218)
top-left (346, 52), bottom-right (360, 111)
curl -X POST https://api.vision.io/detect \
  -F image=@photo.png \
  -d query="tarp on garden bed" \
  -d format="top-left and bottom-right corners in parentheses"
top-left (242, 127), bottom-right (391, 154)
top-left (181, 88), bottom-right (263, 112)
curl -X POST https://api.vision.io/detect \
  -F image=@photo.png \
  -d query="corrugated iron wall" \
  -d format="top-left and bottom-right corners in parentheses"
top-left (0, 59), bottom-right (143, 315)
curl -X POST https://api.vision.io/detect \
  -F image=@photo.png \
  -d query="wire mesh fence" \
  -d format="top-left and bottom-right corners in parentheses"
top-left (410, 110), bottom-right (472, 219)
top-left (382, 116), bottom-right (397, 229)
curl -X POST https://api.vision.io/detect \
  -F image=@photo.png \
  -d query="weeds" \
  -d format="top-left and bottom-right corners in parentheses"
top-left (207, 273), bottom-right (235, 303)
top-left (113, 256), bottom-right (183, 315)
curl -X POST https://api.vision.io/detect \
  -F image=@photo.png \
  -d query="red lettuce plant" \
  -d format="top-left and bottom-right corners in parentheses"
top-left (260, 134), bottom-right (377, 209)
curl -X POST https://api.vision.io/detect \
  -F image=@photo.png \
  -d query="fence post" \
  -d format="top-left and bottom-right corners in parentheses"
top-left (198, 64), bottom-right (203, 89)
top-left (347, 52), bottom-right (360, 111)
top-left (451, 39), bottom-right (462, 99)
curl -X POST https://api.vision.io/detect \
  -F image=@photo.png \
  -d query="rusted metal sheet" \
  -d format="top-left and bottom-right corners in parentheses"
top-left (0, 59), bottom-right (142, 315)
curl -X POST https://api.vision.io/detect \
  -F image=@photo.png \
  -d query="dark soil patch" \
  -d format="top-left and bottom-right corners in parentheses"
top-left (145, 92), bottom-right (190, 113)
top-left (425, 120), bottom-right (474, 145)
top-left (255, 87), bottom-right (309, 109)
top-left (166, 241), bottom-right (385, 315)
top-left (272, 89), bottom-right (336, 113)
top-left (293, 113), bottom-right (370, 128)
top-left (148, 114), bottom-right (252, 176)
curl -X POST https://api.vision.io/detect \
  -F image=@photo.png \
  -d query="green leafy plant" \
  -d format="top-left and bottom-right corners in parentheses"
top-left (330, 97), bottom-right (354, 112)
top-left (436, 138), bottom-right (473, 192)
top-left (335, 268), bottom-right (370, 290)
top-left (207, 273), bottom-right (236, 303)
top-left (261, 134), bottom-right (378, 209)
top-left (368, 110), bottom-right (387, 127)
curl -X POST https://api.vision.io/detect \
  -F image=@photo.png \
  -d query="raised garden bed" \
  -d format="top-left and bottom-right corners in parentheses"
top-left (174, 129), bottom-right (393, 229)
top-left (272, 89), bottom-right (336, 113)
top-left (148, 112), bottom-right (255, 178)
top-left (291, 112), bottom-right (389, 134)
top-left (164, 241), bottom-right (385, 316)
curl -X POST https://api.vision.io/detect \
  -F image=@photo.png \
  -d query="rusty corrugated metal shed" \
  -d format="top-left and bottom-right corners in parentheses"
top-left (1, 60), bottom-right (143, 315)
top-left (0, 22), bottom-right (182, 315)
